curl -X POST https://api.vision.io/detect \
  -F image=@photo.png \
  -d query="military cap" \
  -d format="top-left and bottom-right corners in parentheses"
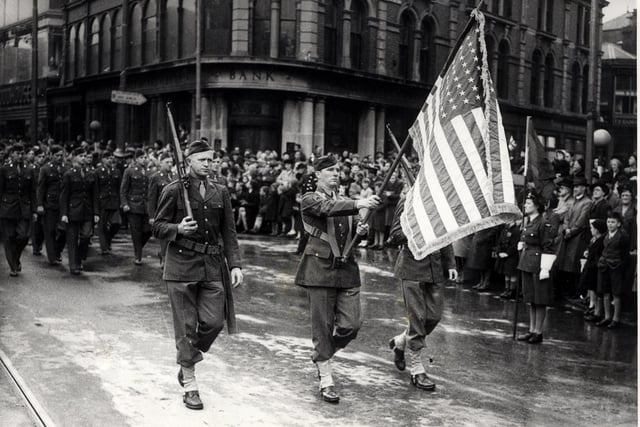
top-left (50, 144), bottom-right (63, 155)
top-left (134, 148), bottom-right (146, 158)
top-left (102, 150), bottom-right (114, 158)
top-left (186, 140), bottom-right (213, 157)
top-left (113, 148), bottom-right (126, 158)
top-left (525, 190), bottom-right (546, 213)
top-left (313, 154), bottom-right (337, 171)
top-left (72, 147), bottom-right (86, 157)
top-left (159, 152), bottom-right (173, 161)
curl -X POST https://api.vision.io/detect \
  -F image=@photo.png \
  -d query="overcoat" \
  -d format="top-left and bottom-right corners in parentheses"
top-left (37, 162), bottom-right (65, 211)
top-left (0, 162), bottom-right (36, 219)
top-left (517, 214), bottom-right (558, 274)
top-left (59, 167), bottom-right (99, 222)
top-left (555, 195), bottom-right (591, 273)
top-left (96, 165), bottom-right (121, 211)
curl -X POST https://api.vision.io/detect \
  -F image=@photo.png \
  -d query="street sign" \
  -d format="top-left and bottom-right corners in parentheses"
top-left (110, 90), bottom-right (147, 106)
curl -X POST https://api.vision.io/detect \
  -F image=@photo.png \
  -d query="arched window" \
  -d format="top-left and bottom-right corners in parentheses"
top-left (181, 0), bottom-right (196, 57)
top-left (323, 0), bottom-right (341, 65)
top-left (497, 40), bottom-right (509, 98)
top-left (399, 11), bottom-right (415, 79)
top-left (67, 25), bottom-right (76, 80)
top-left (350, 0), bottom-right (367, 70)
top-left (252, 0), bottom-right (270, 57)
top-left (544, 53), bottom-right (554, 107)
top-left (77, 22), bottom-right (86, 77)
top-left (530, 50), bottom-right (542, 105)
top-left (113, 10), bottom-right (122, 70)
top-left (165, 0), bottom-right (179, 60)
top-left (570, 62), bottom-right (581, 112)
top-left (203, 0), bottom-right (232, 55)
top-left (89, 18), bottom-right (100, 75)
top-left (419, 17), bottom-right (434, 83)
top-left (142, 0), bottom-right (157, 64)
top-left (581, 65), bottom-right (589, 113)
top-left (101, 14), bottom-right (111, 72)
top-left (279, 0), bottom-right (296, 58)
top-left (130, 3), bottom-right (142, 66)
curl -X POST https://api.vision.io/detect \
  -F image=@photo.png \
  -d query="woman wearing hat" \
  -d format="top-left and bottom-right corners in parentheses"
top-left (516, 191), bottom-right (559, 344)
top-left (589, 181), bottom-right (610, 221)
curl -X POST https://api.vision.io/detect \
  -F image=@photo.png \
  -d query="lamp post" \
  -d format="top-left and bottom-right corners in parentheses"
top-left (31, 0), bottom-right (38, 146)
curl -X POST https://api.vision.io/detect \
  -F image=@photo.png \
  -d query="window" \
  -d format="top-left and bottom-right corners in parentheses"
top-left (497, 40), bottom-right (509, 98)
top-left (419, 17), bottom-right (434, 83)
top-left (89, 18), bottom-right (100, 75)
top-left (130, 3), bottom-right (142, 67)
top-left (77, 22), bottom-right (86, 77)
top-left (570, 62), bottom-right (581, 112)
top-left (530, 50), bottom-right (542, 105)
top-left (399, 11), bottom-right (415, 79)
top-left (350, 0), bottom-right (366, 70)
top-left (181, 0), bottom-right (196, 57)
top-left (614, 75), bottom-right (637, 114)
top-left (581, 65), bottom-right (589, 113)
top-left (204, 0), bottom-right (232, 55)
top-left (490, 0), bottom-right (511, 18)
top-left (101, 14), bottom-right (111, 72)
top-left (113, 10), bottom-right (122, 70)
top-left (142, 0), bottom-right (157, 64)
top-left (280, 0), bottom-right (296, 58)
top-left (252, 0), bottom-right (270, 57)
top-left (544, 53), bottom-right (554, 107)
top-left (537, 0), bottom-right (554, 32)
top-left (67, 25), bottom-right (75, 80)
top-left (323, 0), bottom-right (341, 65)
top-left (165, 0), bottom-right (179, 60)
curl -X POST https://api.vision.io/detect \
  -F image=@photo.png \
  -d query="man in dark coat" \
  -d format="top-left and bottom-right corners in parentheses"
top-left (0, 143), bottom-right (37, 276)
top-left (120, 149), bottom-right (151, 265)
top-left (96, 150), bottom-right (122, 254)
top-left (60, 148), bottom-right (99, 275)
top-left (29, 148), bottom-right (46, 255)
top-left (294, 154), bottom-right (381, 404)
top-left (37, 145), bottom-right (67, 265)
top-left (152, 140), bottom-right (243, 411)
top-left (386, 194), bottom-right (457, 391)
top-left (147, 152), bottom-right (175, 265)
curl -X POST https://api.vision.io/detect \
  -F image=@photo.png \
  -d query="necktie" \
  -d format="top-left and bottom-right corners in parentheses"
top-left (199, 181), bottom-right (206, 199)
top-left (80, 168), bottom-right (85, 179)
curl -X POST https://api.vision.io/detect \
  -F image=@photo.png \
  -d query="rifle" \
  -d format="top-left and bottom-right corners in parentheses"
top-left (166, 102), bottom-right (193, 218)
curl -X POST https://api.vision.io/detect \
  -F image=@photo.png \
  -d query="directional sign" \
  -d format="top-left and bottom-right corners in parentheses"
top-left (110, 90), bottom-right (147, 106)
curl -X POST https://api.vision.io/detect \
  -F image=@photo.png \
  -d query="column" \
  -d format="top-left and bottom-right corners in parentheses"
top-left (281, 99), bottom-right (301, 152)
top-left (300, 97), bottom-right (314, 155)
top-left (200, 94), bottom-right (211, 143)
top-left (516, 28), bottom-right (526, 104)
top-left (375, 2), bottom-right (387, 74)
top-left (561, 43), bottom-right (569, 112)
top-left (156, 97), bottom-right (167, 144)
top-left (341, 9), bottom-right (352, 68)
top-left (211, 95), bottom-right (228, 150)
top-left (412, 30), bottom-right (422, 82)
top-left (358, 105), bottom-right (376, 158)
top-left (375, 107), bottom-right (385, 155)
top-left (298, 0), bottom-right (318, 61)
top-left (270, 0), bottom-right (281, 58)
top-left (231, 0), bottom-right (250, 56)
top-left (313, 98), bottom-right (325, 156)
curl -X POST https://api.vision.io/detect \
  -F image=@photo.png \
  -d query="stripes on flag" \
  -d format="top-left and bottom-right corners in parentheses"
top-left (401, 9), bottom-right (521, 260)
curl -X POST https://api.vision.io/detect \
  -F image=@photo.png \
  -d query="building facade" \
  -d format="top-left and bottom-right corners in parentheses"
top-left (1, 0), bottom-right (607, 159)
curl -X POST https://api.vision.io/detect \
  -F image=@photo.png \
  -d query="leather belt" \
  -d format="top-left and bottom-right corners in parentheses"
top-left (175, 237), bottom-right (221, 255)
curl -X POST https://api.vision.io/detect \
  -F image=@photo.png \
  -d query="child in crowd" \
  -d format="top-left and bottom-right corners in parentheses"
top-left (495, 221), bottom-right (522, 299)
top-left (582, 219), bottom-right (607, 322)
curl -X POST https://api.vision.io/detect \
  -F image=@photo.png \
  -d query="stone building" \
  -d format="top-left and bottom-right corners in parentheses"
top-left (1, 1), bottom-right (607, 159)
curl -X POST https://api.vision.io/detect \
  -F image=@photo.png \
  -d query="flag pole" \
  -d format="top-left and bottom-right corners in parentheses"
top-left (386, 124), bottom-right (415, 186)
top-left (512, 116), bottom-right (532, 339)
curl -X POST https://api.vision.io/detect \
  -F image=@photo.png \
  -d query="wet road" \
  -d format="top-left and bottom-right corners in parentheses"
top-left (0, 234), bottom-right (636, 426)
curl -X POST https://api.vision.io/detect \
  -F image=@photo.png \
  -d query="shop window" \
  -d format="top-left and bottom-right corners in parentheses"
top-left (130, 3), bottom-right (142, 67)
top-left (181, 0), bottom-right (196, 57)
top-left (279, 0), bottom-right (297, 58)
top-left (614, 75), bottom-right (637, 114)
top-left (544, 53), bottom-right (554, 108)
top-left (419, 17), bottom-right (434, 83)
top-left (497, 40), bottom-right (509, 98)
top-left (89, 18), bottom-right (100, 75)
top-left (101, 14), bottom-right (111, 72)
top-left (350, 0), bottom-right (367, 70)
top-left (142, 0), bottom-right (157, 64)
top-left (113, 10), bottom-right (122, 70)
top-left (252, 0), bottom-right (270, 57)
top-left (530, 50), bottom-right (542, 105)
top-left (570, 62), bottom-right (581, 112)
top-left (399, 11), bottom-right (415, 79)
top-left (323, 0), bottom-right (341, 65)
top-left (77, 22), bottom-right (86, 77)
top-left (165, 0), bottom-right (179, 60)
top-left (204, 0), bottom-right (231, 55)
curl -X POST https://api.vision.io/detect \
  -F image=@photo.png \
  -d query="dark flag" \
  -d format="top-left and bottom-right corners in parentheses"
top-left (524, 116), bottom-right (556, 201)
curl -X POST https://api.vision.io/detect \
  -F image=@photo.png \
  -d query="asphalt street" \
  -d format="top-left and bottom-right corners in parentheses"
top-left (0, 233), bottom-right (636, 426)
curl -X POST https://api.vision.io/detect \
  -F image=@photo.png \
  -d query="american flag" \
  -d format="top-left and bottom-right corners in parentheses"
top-left (400, 10), bottom-right (521, 260)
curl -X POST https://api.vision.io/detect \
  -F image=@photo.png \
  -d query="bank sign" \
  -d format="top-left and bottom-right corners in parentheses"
top-left (111, 90), bottom-right (147, 105)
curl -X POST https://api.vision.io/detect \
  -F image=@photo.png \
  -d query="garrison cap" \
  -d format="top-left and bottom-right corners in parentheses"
top-left (134, 148), bottom-right (146, 158)
top-left (72, 147), bottom-right (86, 157)
top-left (159, 152), bottom-right (173, 161)
top-left (186, 140), bottom-right (213, 157)
top-left (313, 154), bottom-right (337, 171)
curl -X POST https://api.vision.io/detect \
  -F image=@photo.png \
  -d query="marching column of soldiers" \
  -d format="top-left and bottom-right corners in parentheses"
top-left (0, 142), bottom-right (176, 276)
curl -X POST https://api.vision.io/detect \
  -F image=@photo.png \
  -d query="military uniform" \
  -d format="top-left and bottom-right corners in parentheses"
top-left (0, 160), bottom-right (36, 274)
top-left (295, 188), bottom-right (362, 363)
top-left (96, 165), bottom-right (122, 253)
top-left (517, 214), bottom-right (558, 306)
top-left (37, 161), bottom-right (67, 264)
top-left (152, 177), bottom-right (241, 367)
top-left (29, 163), bottom-right (45, 255)
top-left (60, 166), bottom-right (99, 273)
top-left (120, 164), bottom-right (151, 262)
top-left (147, 169), bottom-right (175, 263)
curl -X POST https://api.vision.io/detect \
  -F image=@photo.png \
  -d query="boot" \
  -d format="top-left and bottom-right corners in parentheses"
top-left (315, 360), bottom-right (339, 403)
top-left (407, 348), bottom-right (435, 391)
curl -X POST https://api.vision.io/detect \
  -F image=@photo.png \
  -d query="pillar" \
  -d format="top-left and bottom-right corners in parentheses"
top-left (281, 99), bottom-right (301, 152)
top-left (341, 9), bottom-right (352, 68)
top-left (300, 97), bottom-right (314, 155)
top-left (231, 0), bottom-right (250, 56)
top-left (375, 107), bottom-right (385, 155)
top-left (210, 95), bottom-right (228, 150)
top-left (270, 0), bottom-right (281, 58)
top-left (298, 0), bottom-right (319, 61)
top-left (313, 98), bottom-right (325, 156)
top-left (358, 105), bottom-right (376, 158)
top-left (200, 94), bottom-right (211, 143)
